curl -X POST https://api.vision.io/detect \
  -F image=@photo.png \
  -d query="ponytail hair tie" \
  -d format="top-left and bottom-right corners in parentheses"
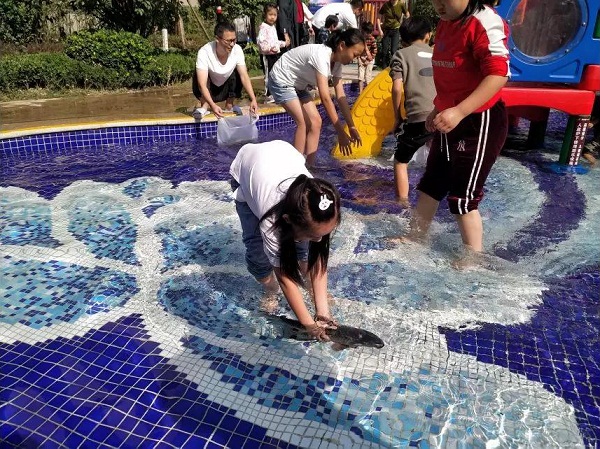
top-left (318, 194), bottom-right (333, 211)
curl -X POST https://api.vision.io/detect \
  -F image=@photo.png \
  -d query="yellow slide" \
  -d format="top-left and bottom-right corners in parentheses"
top-left (332, 68), bottom-right (405, 159)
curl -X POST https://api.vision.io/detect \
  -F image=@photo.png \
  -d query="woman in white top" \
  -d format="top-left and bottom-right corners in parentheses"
top-left (193, 22), bottom-right (258, 119)
top-left (267, 28), bottom-right (365, 166)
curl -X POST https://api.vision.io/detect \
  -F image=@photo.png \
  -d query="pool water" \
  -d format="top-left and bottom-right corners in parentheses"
top-left (1, 114), bottom-right (599, 448)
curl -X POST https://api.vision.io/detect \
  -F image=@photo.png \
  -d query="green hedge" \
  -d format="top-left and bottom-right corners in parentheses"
top-left (0, 52), bottom-right (195, 92)
top-left (65, 29), bottom-right (157, 71)
top-left (243, 42), bottom-right (261, 73)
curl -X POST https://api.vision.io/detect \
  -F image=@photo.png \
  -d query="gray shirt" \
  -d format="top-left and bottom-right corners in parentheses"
top-left (389, 42), bottom-right (436, 123)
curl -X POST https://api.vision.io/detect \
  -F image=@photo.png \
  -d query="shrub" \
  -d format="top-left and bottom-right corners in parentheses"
top-left (131, 52), bottom-right (195, 87)
top-left (72, 0), bottom-right (181, 38)
top-left (411, 0), bottom-right (439, 28)
top-left (0, 50), bottom-right (194, 92)
top-left (65, 29), bottom-right (156, 72)
top-left (243, 42), bottom-right (261, 73)
top-left (0, 53), bottom-right (80, 90)
top-left (146, 31), bottom-right (210, 54)
top-left (0, 0), bottom-right (45, 44)
top-left (76, 63), bottom-right (122, 90)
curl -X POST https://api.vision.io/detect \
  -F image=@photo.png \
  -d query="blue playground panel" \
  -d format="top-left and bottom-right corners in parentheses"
top-left (496, 0), bottom-right (600, 84)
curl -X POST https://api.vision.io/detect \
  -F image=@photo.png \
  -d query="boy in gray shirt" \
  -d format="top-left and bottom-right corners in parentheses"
top-left (389, 17), bottom-right (436, 205)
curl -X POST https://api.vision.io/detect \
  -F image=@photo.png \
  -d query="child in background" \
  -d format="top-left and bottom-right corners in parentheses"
top-left (389, 17), bottom-right (436, 205)
top-left (358, 21), bottom-right (377, 93)
top-left (316, 15), bottom-right (339, 44)
top-left (406, 0), bottom-right (510, 256)
top-left (257, 3), bottom-right (290, 104)
top-left (230, 140), bottom-right (341, 341)
top-left (267, 29), bottom-right (365, 167)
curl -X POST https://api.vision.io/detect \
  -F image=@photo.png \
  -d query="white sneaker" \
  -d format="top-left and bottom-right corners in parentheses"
top-left (264, 95), bottom-right (275, 104)
top-left (192, 107), bottom-right (208, 119)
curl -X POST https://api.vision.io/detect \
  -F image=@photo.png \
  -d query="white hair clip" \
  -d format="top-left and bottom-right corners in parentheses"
top-left (318, 194), bottom-right (333, 211)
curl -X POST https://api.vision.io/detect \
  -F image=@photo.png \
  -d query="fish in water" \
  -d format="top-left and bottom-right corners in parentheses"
top-left (274, 315), bottom-right (385, 349)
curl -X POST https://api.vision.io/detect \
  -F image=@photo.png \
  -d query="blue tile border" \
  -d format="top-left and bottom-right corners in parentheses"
top-left (0, 83), bottom-right (361, 160)
top-left (0, 112), bottom-right (296, 160)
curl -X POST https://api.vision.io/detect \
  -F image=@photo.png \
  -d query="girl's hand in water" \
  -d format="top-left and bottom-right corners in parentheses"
top-left (305, 322), bottom-right (330, 341)
top-left (348, 126), bottom-right (362, 146)
top-left (314, 314), bottom-right (338, 329)
top-left (337, 130), bottom-right (353, 156)
top-left (305, 315), bottom-right (338, 341)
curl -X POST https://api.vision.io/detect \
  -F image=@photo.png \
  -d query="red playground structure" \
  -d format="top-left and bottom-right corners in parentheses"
top-left (362, 0), bottom-right (600, 168)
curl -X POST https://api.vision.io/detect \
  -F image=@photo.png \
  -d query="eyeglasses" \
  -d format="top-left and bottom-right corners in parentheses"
top-left (219, 37), bottom-right (237, 45)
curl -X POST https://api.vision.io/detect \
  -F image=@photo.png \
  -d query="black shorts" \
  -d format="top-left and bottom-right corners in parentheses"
top-left (192, 69), bottom-right (242, 103)
top-left (417, 101), bottom-right (508, 215)
top-left (394, 121), bottom-right (433, 163)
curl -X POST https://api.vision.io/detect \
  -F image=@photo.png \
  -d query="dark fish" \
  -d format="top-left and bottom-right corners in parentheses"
top-left (274, 315), bottom-right (385, 349)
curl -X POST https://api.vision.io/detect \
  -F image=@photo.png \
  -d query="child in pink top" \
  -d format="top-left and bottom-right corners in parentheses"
top-left (257, 3), bottom-right (290, 103)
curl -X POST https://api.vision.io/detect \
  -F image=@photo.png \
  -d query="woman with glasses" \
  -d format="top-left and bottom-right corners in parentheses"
top-left (193, 22), bottom-right (259, 120)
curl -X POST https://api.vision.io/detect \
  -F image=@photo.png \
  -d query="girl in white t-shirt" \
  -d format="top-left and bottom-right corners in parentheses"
top-left (230, 140), bottom-right (341, 341)
top-left (193, 22), bottom-right (258, 119)
top-left (267, 28), bottom-right (366, 166)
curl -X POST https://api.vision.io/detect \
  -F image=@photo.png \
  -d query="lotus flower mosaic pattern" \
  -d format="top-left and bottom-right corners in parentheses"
top-left (1, 135), bottom-right (599, 448)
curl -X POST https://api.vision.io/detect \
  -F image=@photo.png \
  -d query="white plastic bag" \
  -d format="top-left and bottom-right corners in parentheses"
top-left (410, 143), bottom-right (430, 166)
top-left (217, 115), bottom-right (258, 146)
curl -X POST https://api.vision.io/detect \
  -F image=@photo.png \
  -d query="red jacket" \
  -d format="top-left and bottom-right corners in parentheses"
top-left (432, 6), bottom-right (510, 113)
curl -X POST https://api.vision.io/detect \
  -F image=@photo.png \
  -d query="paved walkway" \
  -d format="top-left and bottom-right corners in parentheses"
top-left (0, 63), bottom-right (379, 136)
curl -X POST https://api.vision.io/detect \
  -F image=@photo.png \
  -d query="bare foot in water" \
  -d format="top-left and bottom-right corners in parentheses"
top-left (258, 273), bottom-right (280, 313)
top-left (260, 293), bottom-right (279, 314)
top-left (451, 247), bottom-right (485, 271)
top-left (582, 151), bottom-right (597, 165)
top-left (398, 197), bottom-right (411, 209)
top-left (386, 232), bottom-right (424, 247)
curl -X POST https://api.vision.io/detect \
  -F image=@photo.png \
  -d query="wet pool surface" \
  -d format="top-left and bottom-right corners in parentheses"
top-left (1, 113), bottom-right (599, 448)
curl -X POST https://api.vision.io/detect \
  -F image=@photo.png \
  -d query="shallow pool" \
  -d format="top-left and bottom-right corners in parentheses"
top-left (1, 114), bottom-right (599, 448)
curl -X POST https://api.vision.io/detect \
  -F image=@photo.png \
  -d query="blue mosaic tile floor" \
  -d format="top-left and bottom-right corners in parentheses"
top-left (1, 113), bottom-right (599, 448)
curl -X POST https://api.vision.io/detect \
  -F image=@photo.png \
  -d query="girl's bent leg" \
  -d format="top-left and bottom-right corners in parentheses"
top-left (300, 99), bottom-right (322, 166)
top-left (282, 99), bottom-right (308, 155)
top-left (235, 200), bottom-right (273, 280)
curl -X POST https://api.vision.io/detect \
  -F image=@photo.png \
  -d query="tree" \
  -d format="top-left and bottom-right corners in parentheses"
top-left (72, 0), bottom-right (183, 37)
top-left (410, 0), bottom-right (439, 29)
top-left (196, 0), bottom-right (272, 40)
top-left (0, 0), bottom-right (46, 44)
top-left (197, 0), bottom-right (269, 23)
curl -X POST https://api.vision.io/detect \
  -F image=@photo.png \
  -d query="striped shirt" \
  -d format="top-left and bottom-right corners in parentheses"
top-left (360, 33), bottom-right (378, 63)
